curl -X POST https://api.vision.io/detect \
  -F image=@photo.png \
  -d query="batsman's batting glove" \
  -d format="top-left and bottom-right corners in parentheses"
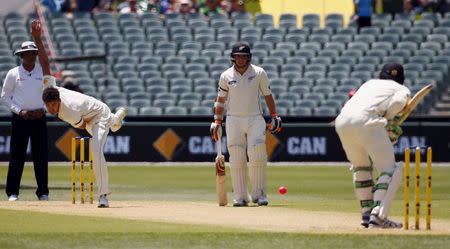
top-left (210, 120), bottom-right (223, 141)
top-left (386, 122), bottom-right (403, 144)
top-left (267, 114), bottom-right (282, 134)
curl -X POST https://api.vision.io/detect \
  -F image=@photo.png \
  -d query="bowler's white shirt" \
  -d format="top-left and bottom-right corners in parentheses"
top-left (1, 65), bottom-right (45, 114)
top-left (56, 87), bottom-right (109, 128)
top-left (218, 64), bottom-right (271, 116)
top-left (338, 79), bottom-right (411, 126)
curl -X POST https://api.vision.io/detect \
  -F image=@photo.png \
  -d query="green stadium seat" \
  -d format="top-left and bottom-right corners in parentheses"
top-left (295, 99), bottom-right (317, 108)
top-left (289, 85), bottom-right (310, 95)
top-left (147, 85), bottom-right (168, 94)
top-left (354, 34), bottom-right (376, 43)
top-left (396, 41), bottom-right (418, 51)
top-left (129, 92), bottom-right (150, 100)
top-left (378, 34), bottom-right (400, 43)
top-left (426, 34), bottom-right (447, 43)
top-left (154, 92), bottom-right (177, 101)
top-left (313, 106), bottom-right (337, 116)
top-left (348, 41), bottom-right (369, 50)
top-left (414, 20), bottom-right (435, 29)
top-left (342, 50), bottom-right (363, 58)
top-left (140, 106), bottom-right (163, 115)
top-left (190, 106), bottom-right (211, 115)
top-left (383, 26), bottom-right (404, 34)
top-left (290, 107), bottom-right (312, 116)
top-left (129, 99), bottom-right (151, 108)
top-left (401, 34), bottom-right (423, 43)
top-left (165, 106), bottom-right (187, 115)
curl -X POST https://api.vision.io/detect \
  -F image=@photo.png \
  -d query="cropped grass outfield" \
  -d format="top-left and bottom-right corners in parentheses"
top-left (1, 165), bottom-right (450, 249)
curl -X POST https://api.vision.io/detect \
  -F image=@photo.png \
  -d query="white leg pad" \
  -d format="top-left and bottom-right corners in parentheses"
top-left (248, 143), bottom-right (267, 201)
top-left (352, 166), bottom-right (374, 214)
top-left (228, 146), bottom-right (248, 201)
top-left (378, 162), bottom-right (403, 219)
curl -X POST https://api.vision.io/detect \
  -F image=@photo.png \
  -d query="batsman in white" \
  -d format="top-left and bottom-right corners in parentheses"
top-left (210, 42), bottom-right (281, 207)
top-left (30, 20), bottom-right (127, 208)
top-left (335, 62), bottom-right (410, 228)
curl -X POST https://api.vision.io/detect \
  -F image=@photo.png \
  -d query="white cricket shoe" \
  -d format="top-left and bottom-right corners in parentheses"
top-left (233, 199), bottom-right (248, 207)
top-left (368, 214), bottom-right (402, 229)
top-left (252, 196), bottom-right (268, 206)
top-left (8, 195), bottom-right (18, 201)
top-left (98, 194), bottom-right (109, 208)
top-left (110, 107), bottom-right (127, 132)
top-left (38, 195), bottom-right (49, 201)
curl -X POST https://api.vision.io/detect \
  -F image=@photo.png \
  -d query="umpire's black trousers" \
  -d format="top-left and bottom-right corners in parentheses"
top-left (6, 113), bottom-right (49, 197)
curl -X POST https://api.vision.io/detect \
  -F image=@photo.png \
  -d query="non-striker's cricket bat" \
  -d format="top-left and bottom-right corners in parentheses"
top-left (396, 84), bottom-right (434, 125)
top-left (215, 136), bottom-right (227, 206)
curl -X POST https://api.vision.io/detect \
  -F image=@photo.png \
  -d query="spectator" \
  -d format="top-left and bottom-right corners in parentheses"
top-left (231, 0), bottom-right (246, 13)
top-left (221, 0), bottom-right (232, 16)
top-left (76, 0), bottom-right (101, 11)
top-left (1, 21), bottom-right (50, 202)
top-left (61, 0), bottom-right (78, 18)
top-left (426, 0), bottom-right (450, 15)
top-left (353, 0), bottom-right (372, 30)
top-left (179, 0), bottom-right (196, 15)
top-left (118, 0), bottom-right (144, 15)
top-left (199, 0), bottom-right (222, 16)
top-left (40, 0), bottom-right (65, 13)
top-left (404, 0), bottom-right (427, 15)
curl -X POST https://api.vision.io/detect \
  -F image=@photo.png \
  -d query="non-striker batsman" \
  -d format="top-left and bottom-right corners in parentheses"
top-left (210, 42), bottom-right (281, 207)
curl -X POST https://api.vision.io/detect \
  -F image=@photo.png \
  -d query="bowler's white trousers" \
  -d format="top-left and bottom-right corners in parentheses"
top-left (86, 107), bottom-right (121, 196)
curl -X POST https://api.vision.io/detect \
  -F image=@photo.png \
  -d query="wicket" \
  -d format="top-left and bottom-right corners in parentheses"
top-left (71, 137), bottom-right (94, 204)
top-left (404, 146), bottom-right (432, 230)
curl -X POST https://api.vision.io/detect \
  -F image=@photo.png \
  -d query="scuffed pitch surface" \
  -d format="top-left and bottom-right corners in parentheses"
top-left (1, 201), bottom-right (449, 234)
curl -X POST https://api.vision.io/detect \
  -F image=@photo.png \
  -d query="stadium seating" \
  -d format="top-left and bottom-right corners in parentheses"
top-left (0, 11), bottom-right (447, 116)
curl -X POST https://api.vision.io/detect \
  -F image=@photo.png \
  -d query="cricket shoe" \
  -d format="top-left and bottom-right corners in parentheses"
top-left (368, 214), bottom-right (402, 229)
top-left (38, 195), bottom-right (49, 201)
top-left (8, 194), bottom-right (18, 201)
top-left (98, 194), bottom-right (109, 208)
top-left (233, 199), bottom-right (248, 207)
top-left (252, 196), bottom-right (268, 206)
top-left (361, 211), bottom-right (371, 228)
top-left (111, 107), bottom-right (127, 132)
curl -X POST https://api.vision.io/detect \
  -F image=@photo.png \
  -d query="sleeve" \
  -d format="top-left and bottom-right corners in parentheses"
top-left (43, 75), bottom-right (56, 88)
top-left (1, 70), bottom-right (21, 114)
top-left (384, 88), bottom-right (411, 120)
top-left (258, 69), bottom-right (272, 96)
top-left (217, 73), bottom-right (229, 98)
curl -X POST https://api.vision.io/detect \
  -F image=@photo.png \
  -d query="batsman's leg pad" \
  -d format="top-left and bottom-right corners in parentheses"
top-left (229, 146), bottom-right (248, 201)
top-left (248, 143), bottom-right (267, 201)
top-left (378, 162), bottom-right (403, 219)
top-left (372, 163), bottom-right (399, 218)
top-left (353, 166), bottom-right (374, 213)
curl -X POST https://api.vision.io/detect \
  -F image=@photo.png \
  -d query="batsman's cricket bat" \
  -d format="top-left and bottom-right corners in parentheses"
top-left (215, 136), bottom-right (227, 206)
top-left (396, 84), bottom-right (434, 125)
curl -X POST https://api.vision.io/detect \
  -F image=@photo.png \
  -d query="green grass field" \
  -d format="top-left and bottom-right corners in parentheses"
top-left (1, 164), bottom-right (450, 249)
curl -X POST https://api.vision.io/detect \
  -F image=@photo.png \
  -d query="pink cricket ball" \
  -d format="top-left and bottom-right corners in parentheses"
top-left (278, 186), bottom-right (287, 195)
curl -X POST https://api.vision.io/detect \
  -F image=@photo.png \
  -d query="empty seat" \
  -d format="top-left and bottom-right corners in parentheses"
top-left (140, 106), bottom-right (162, 115)
top-left (314, 107), bottom-right (337, 116)
top-left (165, 106), bottom-right (187, 115)
top-left (290, 107), bottom-right (312, 116)
top-left (190, 106), bottom-right (211, 115)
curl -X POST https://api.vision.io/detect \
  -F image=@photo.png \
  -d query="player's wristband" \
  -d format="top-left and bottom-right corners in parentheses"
top-left (271, 113), bottom-right (278, 117)
top-left (214, 120), bottom-right (222, 124)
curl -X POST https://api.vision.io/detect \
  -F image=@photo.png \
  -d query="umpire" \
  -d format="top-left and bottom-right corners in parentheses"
top-left (0, 21), bottom-right (49, 201)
